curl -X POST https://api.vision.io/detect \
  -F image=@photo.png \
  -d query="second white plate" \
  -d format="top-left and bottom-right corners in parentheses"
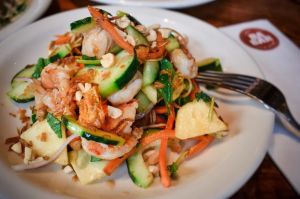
top-left (92, 0), bottom-right (214, 9)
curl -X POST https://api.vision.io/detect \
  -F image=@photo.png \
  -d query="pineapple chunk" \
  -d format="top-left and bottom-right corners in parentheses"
top-left (175, 100), bottom-right (227, 139)
top-left (20, 120), bottom-right (68, 165)
top-left (69, 150), bottom-right (108, 185)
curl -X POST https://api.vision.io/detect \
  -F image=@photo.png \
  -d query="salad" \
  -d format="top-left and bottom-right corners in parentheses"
top-left (0, 0), bottom-right (28, 28)
top-left (6, 6), bottom-right (228, 188)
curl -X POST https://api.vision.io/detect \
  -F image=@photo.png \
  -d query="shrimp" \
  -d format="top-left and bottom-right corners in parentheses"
top-left (81, 27), bottom-right (113, 59)
top-left (37, 63), bottom-right (79, 117)
top-left (81, 128), bottom-right (143, 160)
top-left (170, 48), bottom-right (197, 78)
top-left (107, 72), bottom-right (142, 105)
top-left (78, 86), bottom-right (106, 129)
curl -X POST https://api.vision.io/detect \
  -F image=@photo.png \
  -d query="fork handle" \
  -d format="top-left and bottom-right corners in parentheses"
top-left (277, 109), bottom-right (300, 138)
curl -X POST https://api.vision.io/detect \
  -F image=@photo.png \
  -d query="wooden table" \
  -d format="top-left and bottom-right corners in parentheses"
top-left (42, 0), bottom-right (300, 197)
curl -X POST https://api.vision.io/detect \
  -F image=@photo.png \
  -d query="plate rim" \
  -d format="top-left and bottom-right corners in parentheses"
top-left (91, 0), bottom-right (215, 9)
top-left (0, 5), bottom-right (274, 199)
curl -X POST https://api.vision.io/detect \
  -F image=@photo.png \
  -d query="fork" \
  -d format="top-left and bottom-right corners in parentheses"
top-left (195, 71), bottom-right (300, 137)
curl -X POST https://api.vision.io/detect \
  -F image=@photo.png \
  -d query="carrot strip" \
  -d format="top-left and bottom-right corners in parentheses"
top-left (54, 35), bottom-right (71, 45)
top-left (103, 147), bottom-right (137, 176)
top-left (186, 135), bottom-right (214, 158)
top-left (88, 6), bottom-right (134, 54)
top-left (165, 105), bottom-right (175, 130)
top-left (140, 129), bottom-right (175, 147)
top-left (159, 105), bottom-right (175, 187)
top-left (154, 106), bottom-right (168, 114)
top-left (159, 136), bottom-right (170, 187)
top-left (189, 79), bottom-right (200, 100)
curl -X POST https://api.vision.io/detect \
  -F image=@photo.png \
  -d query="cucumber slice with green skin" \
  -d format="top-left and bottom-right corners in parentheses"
top-left (127, 149), bottom-right (154, 188)
top-left (135, 91), bottom-right (154, 115)
top-left (197, 58), bottom-right (223, 72)
top-left (76, 51), bottom-right (139, 97)
top-left (96, 50), bottom-right (139, 97)
top-left (142, 85), bottom-right (157, 104)
top-left (116, 10), bottom-right (142, 25)
top-left (70, 17), bottom-right (96, 34)
top-left (49, 44), bottom-right (72, 63)
top-left (166, 35), bottom-right (180, 52)
top-left (75, 66), bottom-right (103, 78)
top-left (11, 64), bottom-right (35, 84)
top-left (142, 61), bottom-right (159, 87)
top-left (7, 81), bottom-right (34, 103)
top-left (126, 25), bottom-right (149, 46)
top-left (109, 44), bottom-right (123, 54)
top-left (9, 64), bottom-right (36, 103)
top-left (62, 115), bottom-right (125, 146)
top-left (76, 59), bottom-right (101, 65)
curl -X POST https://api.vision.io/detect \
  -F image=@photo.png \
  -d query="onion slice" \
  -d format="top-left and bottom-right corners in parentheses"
top-left (12, 134), bottom-right (80, 171)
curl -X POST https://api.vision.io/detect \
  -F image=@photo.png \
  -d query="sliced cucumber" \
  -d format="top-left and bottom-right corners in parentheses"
top-left (49, 44), bottom-right (72, 63)
top-left (135, 91), bottom-right (154, 115)
top-left (76, 51), bottom-right (139, 97)
top-left (70, 17), bottom-right (96, 34)
top-left (7, 81), bottom-right (34, 103)
top-left (8, 64), bottom-right (36, 103)
top-left (109, 44), bottom-right (123, 54)
top-left (96, 50), bottom-right (139, 97)
top-left (166, 35), bottom-right (180, 52)
top-left (197, 58), bottom-right (223, 72)
top-left (116, 10), bottom-right (142, 25)
top-left (62, 115), bottom-right (125, 146)
top-left (75, 66), bottom-right (103, 78)
top-left (11, 64), bottom-right (35, 83)
top-left (142, 61), bottom-right (159, 87)
top-left (142, 85), bottom-right (157, 104)
top-left (127, 149), bottom-right (154, 188)
top-left (126, 25), bottom-right (149, 46)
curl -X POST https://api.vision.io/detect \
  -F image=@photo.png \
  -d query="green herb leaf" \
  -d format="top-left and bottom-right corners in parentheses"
top-left (46, 113), bottom-right (62, 138)
top-left (90, 156), bottom-right (101, 162)
top-left (167, 162), bottom-right (179, 179)
top-left (158, 59), bottom-right (175, 107)
top-left (31, 114), bottom-right (37, 124)
top-left (195, 91), bottom-right (211, 103)
top-left (32, 58), bottom-right (46, 79)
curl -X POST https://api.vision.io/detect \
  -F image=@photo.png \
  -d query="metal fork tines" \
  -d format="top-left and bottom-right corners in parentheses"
top-left (195, 71), bottom-right (300, 137)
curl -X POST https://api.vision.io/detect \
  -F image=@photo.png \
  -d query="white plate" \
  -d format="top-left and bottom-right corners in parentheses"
top-left (0, 0), bottom-right (52, 41)
top-left (92, 0), bottom-right (214, 9)
top-left (0, 6), bottom-right (274, 199)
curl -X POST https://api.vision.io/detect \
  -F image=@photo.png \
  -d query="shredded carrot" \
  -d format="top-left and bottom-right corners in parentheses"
top-left (159, 136), bottom-right (170, 187)
top-left (54, 35), bottom-right (71, 45)
top-left (186, 135), bottom-right (214, 158)
top-left (103, 147), bottom-right (137, 176)
top-left (88, 6), bottom-right (134, 54)
top-left (158, 105), bottom-right (175, 187)
top-left (189, 79), bottom-right (200, 100)
top-left (165, 105), bottom-right (175, 130)
top-left (154, 106), bottom-right (168, 114)
top-left (140, 129), bottom-right (175, 147)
